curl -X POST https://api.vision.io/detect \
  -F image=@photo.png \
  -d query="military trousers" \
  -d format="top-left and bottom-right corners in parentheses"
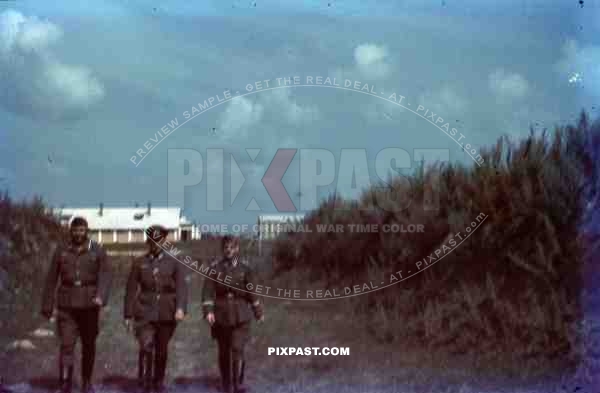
top-left (56, 307), bottom-right (100, 381)
top-left (212, 322), bottom-right (250, 389)
top-left (135, 321), bottom-right (177, 384)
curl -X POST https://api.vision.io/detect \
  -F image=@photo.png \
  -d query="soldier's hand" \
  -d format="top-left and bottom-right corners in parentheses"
top-left (175, 309), bottom-right (185, 321)
top-left (92, 296), bottom-right (103, 307)
top-left (206, 312), bottom-right (215, 326)
top-left (252, 303), bottom-right (264, 322)
top-left (124, 319), bottom-right (133, 331)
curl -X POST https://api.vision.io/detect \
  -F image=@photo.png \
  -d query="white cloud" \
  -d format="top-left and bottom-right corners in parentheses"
top-left (353, 43), bottom-right (391, 80)
top-left (0, 9), bottom-right (62, 54)
top-left (217, 88), bottom-right (316, 142)
top-left (354, 44), bottom-right (386, 66)
top-left (0, 9), bottom-right (105, 120)
top-left (334, 43), bottom-right (392, 82)
top-left (488, 68), bottom-right (529, 99)
top-left (217, 96), bottom-right (264, 141)
top-left (331, 43), bottom-right (394, 122)
top-left (43, 61), bottom-right (105, 108)
top-left (418, 86), bottom-right (468, 116)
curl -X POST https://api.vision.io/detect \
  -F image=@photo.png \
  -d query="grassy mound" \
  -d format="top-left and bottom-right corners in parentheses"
top-left (271, 111), bottom-right (600, 368)
top-left (0, 194), bottom-right (67, 344)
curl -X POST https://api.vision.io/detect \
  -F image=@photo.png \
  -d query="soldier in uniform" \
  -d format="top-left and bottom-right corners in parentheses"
top-left (124, 225), bottom-right (188, 393)
top-left (202, 235), bottom-right (264, 393)
top-left (41, 217), bottom-right (112, 393)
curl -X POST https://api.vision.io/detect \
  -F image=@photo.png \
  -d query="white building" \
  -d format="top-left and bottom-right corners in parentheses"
top-left (51, 203), bottom-right (200, 244)
top-left (256, 214), bottom-right (306, 240)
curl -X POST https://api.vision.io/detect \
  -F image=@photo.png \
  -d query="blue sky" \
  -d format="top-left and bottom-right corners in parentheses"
top-left (0, 0), bottom-right (598, 226)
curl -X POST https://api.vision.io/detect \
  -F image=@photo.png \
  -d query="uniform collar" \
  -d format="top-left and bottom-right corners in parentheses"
top-left (67, 239), bottom-right (91, 253)
top-left (149, 251), bottom-right (165, 261)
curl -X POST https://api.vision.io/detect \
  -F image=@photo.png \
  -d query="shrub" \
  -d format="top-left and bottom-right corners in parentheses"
top-left (272, 110), bottom-right (600, 365)
top-left (0, 193), bottom-right (67, 342)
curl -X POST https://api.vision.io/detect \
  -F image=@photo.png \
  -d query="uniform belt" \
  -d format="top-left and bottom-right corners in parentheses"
top-left (63, 281), bottom-right (96, 288)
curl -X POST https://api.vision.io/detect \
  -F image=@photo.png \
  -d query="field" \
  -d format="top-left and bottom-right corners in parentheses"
top-left (1, 251), bottom-right (595, 393)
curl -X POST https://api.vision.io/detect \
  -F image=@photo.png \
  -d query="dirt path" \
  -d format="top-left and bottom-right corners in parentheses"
top-left (1, 271), bottom-right (599, 393)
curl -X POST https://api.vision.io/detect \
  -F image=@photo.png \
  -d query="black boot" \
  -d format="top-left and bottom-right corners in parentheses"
top-left (81, 379), bottom-right (93, 393)
top-left (58, 364), bottom-right (73, 393)
top-left (138, 351), bottom-right (154, 393)
top-left (153, 352), bottom-right (168, 393)
top-left (153, 381), bottom-right (167, 393)
top-left (233, 359), bottom-right (246, 393)
top-left (81, 339), bottom-right (96, 393)
top-left (137, 351), bottom-right (144, 389)
top-left (144, 351), bottom-right (154, 393)
top-left (218, 355), bottom-right (232, 393)
top-left (81, 361), bottom-right (95, 393)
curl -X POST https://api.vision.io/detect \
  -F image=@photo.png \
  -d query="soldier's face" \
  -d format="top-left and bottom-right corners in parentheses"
top-left (70, 225), bottom-right (87, 245)
top-left (148, 236), bottom-right (165, 253)
top-left (223, 241), bottom-right (239, 258)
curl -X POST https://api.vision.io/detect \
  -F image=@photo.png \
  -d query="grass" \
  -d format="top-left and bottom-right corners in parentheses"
top-left (0, 193), bottom-right (67, 346)
top-left (0, 258), bottom-right (575, 390)
top-left (269, 111), bottom-right (600, 366)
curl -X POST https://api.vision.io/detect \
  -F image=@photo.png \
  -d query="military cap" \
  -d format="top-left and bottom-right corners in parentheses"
top-left (70, 216), bottom-right (88, 228)
top-left (145, 225), bottom-right (169, 242)
top-left (221, 234), bottom-right (239, 247)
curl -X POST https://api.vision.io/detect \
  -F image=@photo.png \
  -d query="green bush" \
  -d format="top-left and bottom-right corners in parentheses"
top-left (0, 193), bottom-right (67, 342)
top-left (272, 111), bottom-right (598, 364)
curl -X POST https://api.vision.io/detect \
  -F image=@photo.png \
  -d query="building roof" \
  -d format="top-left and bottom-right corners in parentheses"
top-left (258, 214), bottom-right (305, 222)
top-left (52, 207), bottom-right (192, 230)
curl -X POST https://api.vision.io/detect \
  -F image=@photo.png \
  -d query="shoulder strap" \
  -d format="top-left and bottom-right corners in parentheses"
top-left (87, 239), bottom-right (105, 260)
